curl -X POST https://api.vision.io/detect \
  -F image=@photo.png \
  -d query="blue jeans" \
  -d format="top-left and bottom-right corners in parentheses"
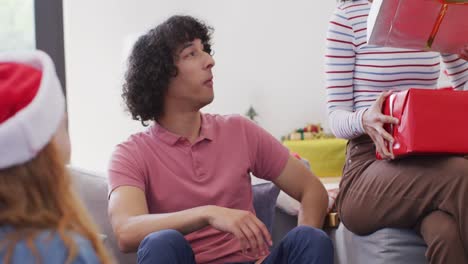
top-left (137, 226), bottom-right (334, 264)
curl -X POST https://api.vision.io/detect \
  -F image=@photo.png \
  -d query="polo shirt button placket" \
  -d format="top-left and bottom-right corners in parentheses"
top-left (191, 148), bottom-right (201, 178)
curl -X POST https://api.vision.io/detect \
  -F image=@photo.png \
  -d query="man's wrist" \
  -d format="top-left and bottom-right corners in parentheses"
top-left (201, 205), bottom-right (217, 225)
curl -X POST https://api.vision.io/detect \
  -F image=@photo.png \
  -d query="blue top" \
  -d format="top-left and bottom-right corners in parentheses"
top-left (0, 229), bottom-right (100, 264)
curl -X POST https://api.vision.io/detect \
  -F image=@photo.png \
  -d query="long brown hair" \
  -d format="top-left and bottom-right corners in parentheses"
top-left (0, 141), bottom-right (112, 264)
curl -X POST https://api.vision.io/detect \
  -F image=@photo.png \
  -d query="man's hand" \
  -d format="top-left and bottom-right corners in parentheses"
top-left (362, 91), bottom-right (399, 160)
top-left (206, 206), bottom-right (272, 258)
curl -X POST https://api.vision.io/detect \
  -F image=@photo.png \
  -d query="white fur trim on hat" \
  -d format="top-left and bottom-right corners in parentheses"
top-left (0, 50), bottom-right (65, 169)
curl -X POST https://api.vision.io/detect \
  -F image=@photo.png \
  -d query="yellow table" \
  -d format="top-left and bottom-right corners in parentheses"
top-left (283, 138), bottom-right (347, 178)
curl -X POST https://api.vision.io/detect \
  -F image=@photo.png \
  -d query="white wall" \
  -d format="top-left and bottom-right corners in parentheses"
top-left (64, 0), bottom-right (337, 173)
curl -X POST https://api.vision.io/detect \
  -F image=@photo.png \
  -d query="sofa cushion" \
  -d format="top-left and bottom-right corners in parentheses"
top-left (252, 182), bottom-right (280, 235)
top-left (330, 223), bottom-right (427, 264)
top-left (69, 166), bottom-right (136, 264)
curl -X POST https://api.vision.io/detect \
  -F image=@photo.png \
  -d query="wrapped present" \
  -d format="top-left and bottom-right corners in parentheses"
top-left (303, 132), bottom-right (315, 140)
top-left (367, 0), bottom-right (468, 53)
top-left (304, 124), bottom-right (322, 133)
top-left (288, 132), bottom-right (303, 141)
top-left (377, 88), bottom-right (468, 159)
top-left (284, 124), bottom-right (331, 141)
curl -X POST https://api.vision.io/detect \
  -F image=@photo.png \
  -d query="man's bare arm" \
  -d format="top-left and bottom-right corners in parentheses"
top-left (109, 186), bottom-right (272, 256)
top-left (273, 155), bottom-right (328, 228)
top-left (108, 186), bottom-right (212, 252)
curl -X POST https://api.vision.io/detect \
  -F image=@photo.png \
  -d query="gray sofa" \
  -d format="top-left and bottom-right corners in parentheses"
top-left (71, 166), bottom-right (428, 264)
top-left (70, 166), bottom-right (135, 263)
top-left (332, 224), bottom-right (427, 264)
top-left (272, 208), bottom-right (427, 264)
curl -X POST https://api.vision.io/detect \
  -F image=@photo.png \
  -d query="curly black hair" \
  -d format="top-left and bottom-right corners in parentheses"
top-left (122, 15), bottom-right (213, 126)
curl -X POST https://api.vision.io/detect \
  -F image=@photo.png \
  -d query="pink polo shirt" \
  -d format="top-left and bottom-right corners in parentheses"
top-left (108, 113), bottom-right (289, 264)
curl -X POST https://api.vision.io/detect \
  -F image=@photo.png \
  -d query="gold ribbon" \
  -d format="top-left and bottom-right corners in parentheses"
top-left (427, 0), bottom-right (468, 49)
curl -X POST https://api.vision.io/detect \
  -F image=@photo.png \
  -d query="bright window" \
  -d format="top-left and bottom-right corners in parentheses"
top-left (0, 0), bottom-right (35, 51)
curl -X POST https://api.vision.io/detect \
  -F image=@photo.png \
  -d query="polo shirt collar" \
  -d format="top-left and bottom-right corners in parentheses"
top-left (199, 113), bottom-right (214, 141)
top-left (152, 113), bottom-right (215, 146)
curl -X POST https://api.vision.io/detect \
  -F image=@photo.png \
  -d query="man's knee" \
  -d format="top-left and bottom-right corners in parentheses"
top-left (438, 222), bottom-right (460, 245)
top-left (424, 214), bottom-right (460, 248)
top-left (138, 229), bottom-right (192, 259)
top-left (421, 211), bottom-right (462, 252)
top-left (287, 226), bottom-right (334, 254)
top-left (139, 229), bottom-right (187, 251)
top-left (420, 211), bottom-right (466, 262)
top-left (138, 230), bottom-right (194, 264)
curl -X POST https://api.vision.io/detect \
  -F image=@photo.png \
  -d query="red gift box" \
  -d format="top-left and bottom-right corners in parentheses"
top-left (367, 0), bottom-right (468, 53)
top-left (377, 88), bottom-right (468, 159)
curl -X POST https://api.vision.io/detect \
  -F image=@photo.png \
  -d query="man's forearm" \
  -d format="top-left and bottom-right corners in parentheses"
top-left (116, 205), bottom-right (214, 252)
top-left (298, 185), bottom-right (329, 228)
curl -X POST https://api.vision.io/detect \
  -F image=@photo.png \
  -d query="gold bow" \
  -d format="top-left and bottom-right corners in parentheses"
top-left (427, 0), bottom-right (468, 48)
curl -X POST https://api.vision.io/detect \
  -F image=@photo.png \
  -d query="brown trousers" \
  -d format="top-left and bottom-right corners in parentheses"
top-left (337, 136), bottom-right (468, 264)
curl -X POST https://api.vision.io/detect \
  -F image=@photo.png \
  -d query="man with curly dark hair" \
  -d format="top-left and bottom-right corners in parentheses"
top-left (108, 15), bottom-right (333, 264)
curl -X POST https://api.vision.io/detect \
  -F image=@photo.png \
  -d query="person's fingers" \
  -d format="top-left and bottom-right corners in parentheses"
top-left (375, 143), bottom-right (385, 159)
top-left (375, 91), bottom-right (393, 109)
top-left (233, 229), bottom-right (249, 255)
top-left (389, 141), bottom-right (395, 160)
top-left (377, 128), bottom-right (395, 159)
top-left (369, 128), bottom-right (388, 159)
top-left (376, 126), bottom-right (394, 144)
top-left (368, 129), bottom-right (379, 148)
top-left (375, 133), bottom-right (392, 159)
top-left (248, 217), bottom-right (271, 255)
top-left (240, 223), bottom-right (260, 256)
top-left (382, 90), bottom-right (393, 98)
top-left (368, 129), bottom-right (378, 142)
top-left (379, 115), bottom-right (399, 125)
top-left (245, 220), bottom-right (268, 256)
top-left (374, 92), bottom-right (386, 108)
top-left (251, 216), bottom-right (272, 247)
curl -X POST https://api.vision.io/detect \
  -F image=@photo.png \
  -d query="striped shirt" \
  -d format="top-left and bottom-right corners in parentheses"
top-left (325, 0), bottom-right (468, 139)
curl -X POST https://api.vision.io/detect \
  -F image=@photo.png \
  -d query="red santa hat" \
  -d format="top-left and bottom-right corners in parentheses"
top-left (0, 50), bottom-right (65, 169)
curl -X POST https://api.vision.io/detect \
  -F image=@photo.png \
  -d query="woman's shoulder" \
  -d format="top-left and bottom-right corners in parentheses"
top-left (0, 230), bottom-right (100, 264)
